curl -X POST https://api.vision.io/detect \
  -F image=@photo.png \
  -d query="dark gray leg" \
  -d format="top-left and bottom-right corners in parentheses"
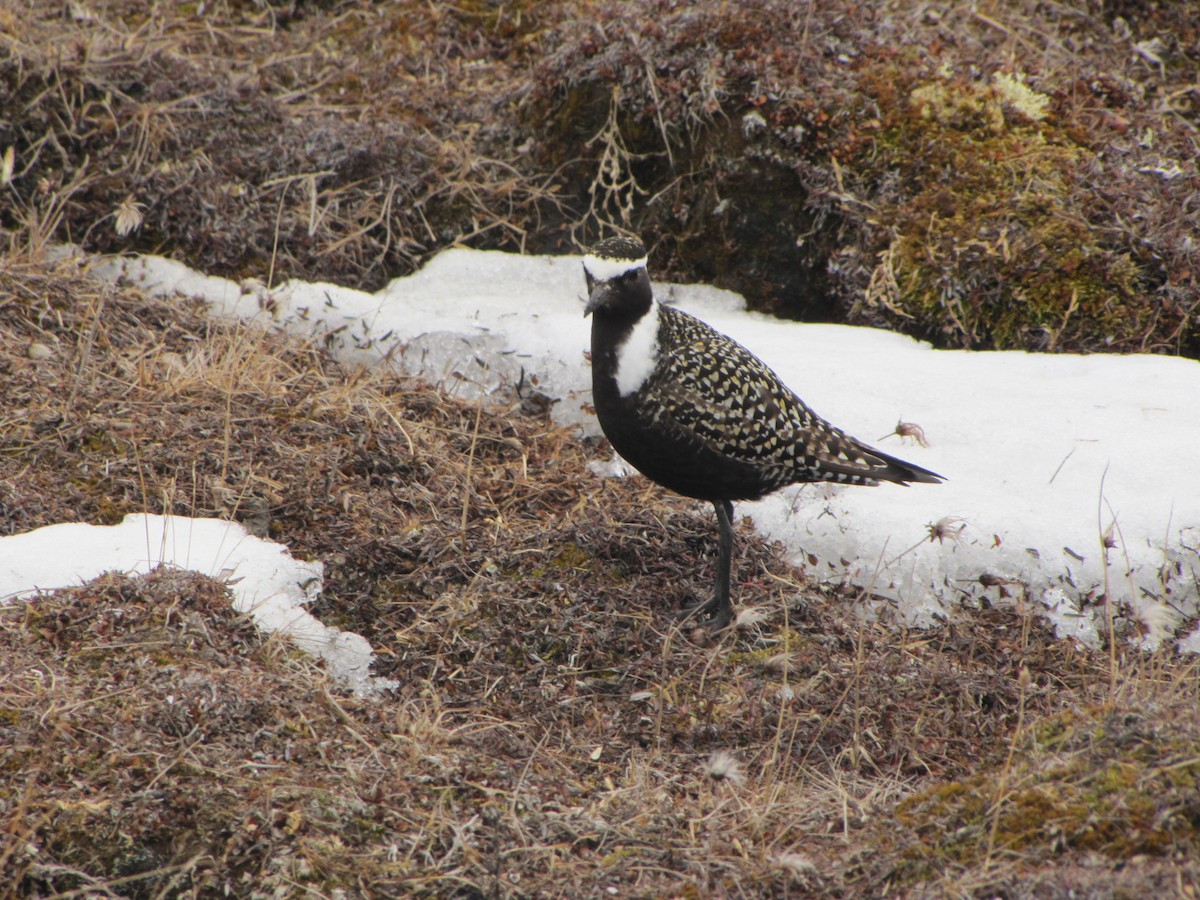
top-left (680, 500), bottom-right (736, 629)
top-left (711, 499), bottom-right (736, 628)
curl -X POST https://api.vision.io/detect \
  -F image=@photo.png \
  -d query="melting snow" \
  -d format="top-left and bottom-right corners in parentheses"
top-left (12, 246), bottom-right (1198, 657)
top-left (0, 514), bottom-right (397, 697)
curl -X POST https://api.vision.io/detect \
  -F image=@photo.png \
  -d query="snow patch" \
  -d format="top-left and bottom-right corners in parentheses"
top-left (0, 514), bottom-right (397, 697)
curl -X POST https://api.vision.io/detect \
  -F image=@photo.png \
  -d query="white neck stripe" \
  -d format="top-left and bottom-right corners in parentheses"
top-left (614, 302), bottom-right (660, 397)
top-left (582, 254), bottom-right (647, 281)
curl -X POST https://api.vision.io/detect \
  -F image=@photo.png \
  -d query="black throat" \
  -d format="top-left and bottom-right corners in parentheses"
top-left (589, 289), bottom-right (653, 397)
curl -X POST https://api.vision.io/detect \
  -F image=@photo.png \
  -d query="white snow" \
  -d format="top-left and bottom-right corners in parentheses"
top-left (0, 514), bottom-right (397, 697)
top-left (19, 245), bottom-right (1195, 655)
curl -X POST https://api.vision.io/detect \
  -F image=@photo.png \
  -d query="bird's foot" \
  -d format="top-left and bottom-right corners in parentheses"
top-left (678, 594), bottom-right (733, 630)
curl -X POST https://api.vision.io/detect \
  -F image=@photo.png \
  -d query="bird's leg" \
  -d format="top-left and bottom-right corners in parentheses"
top-left (680, 500), bottom-right (736, 629)
top-left (711, 499), bottom-right (736, 628)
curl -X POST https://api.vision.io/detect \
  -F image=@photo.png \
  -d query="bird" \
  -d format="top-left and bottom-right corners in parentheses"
top-left (582, 235), bottom-right (943, 629)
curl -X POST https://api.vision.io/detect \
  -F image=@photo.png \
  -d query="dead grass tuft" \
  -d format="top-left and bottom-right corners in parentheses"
top-left (1, 1), bottom-right (571, 290)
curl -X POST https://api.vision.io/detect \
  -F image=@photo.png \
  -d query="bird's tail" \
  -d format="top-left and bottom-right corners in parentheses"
top-left (857, 443), bottom-right (944, 485)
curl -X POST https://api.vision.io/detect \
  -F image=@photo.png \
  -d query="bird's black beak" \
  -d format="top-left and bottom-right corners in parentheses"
top-left (584, 283), bottom-right (611, 317)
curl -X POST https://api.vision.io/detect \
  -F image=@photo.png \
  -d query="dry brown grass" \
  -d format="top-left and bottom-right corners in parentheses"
top-left (3, 250), bottom-right (1199, 898)
top-left (1, 0), bottom-right (571, 291)
top-left (529, 0), bottom-right (1200, 354)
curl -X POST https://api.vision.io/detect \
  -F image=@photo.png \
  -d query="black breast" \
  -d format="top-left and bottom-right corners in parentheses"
top-left (590, 305), bottom-right (787, 502)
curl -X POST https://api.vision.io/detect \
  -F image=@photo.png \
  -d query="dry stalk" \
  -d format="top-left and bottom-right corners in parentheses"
top-left (1098, 466), bottom-right (1118, 699)
top-left (460, 400), bottom-right (484, 539)
top-left (579, 86), bottom-right (651, 235)
top-left (983, 666), bottom-right (1031, 869)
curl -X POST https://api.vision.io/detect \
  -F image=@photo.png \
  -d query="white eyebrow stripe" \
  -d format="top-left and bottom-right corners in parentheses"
top-left (582, 254), bottom-right (648, 281)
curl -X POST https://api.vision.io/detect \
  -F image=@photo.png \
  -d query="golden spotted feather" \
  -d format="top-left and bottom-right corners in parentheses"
top-left (640, 305), bottom-right (896, 489)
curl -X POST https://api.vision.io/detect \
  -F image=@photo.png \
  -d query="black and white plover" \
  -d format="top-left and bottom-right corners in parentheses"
top-left (583, 235), bottom-right (943, 629)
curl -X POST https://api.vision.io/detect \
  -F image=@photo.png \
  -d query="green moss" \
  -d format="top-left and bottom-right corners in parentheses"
top-left (600, 846), bottom-right (639, 867)
top-left (726, 629), bottom-right (806, 667)
top-left (890, 707), bottom-right (1200, 884)
top-left (851, 61), bottom-right (1157, 351)
top-left (549, 542), bottom-right (592, 571)
top-left (1093, 760), bottom-right (1139, 794)
top-left (1030, 708), bottom-right (1078, 749)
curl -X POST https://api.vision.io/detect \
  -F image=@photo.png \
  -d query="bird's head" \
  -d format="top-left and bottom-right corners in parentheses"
top-left (583, 236), bottom-right (652, 319)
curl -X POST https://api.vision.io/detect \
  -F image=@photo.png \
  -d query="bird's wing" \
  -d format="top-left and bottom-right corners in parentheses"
top-left (644, 307), bottom-right (897, 484)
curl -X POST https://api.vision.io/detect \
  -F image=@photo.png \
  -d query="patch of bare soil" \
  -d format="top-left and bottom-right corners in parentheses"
top-left (3, 255), bottom-right (1199, 898)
